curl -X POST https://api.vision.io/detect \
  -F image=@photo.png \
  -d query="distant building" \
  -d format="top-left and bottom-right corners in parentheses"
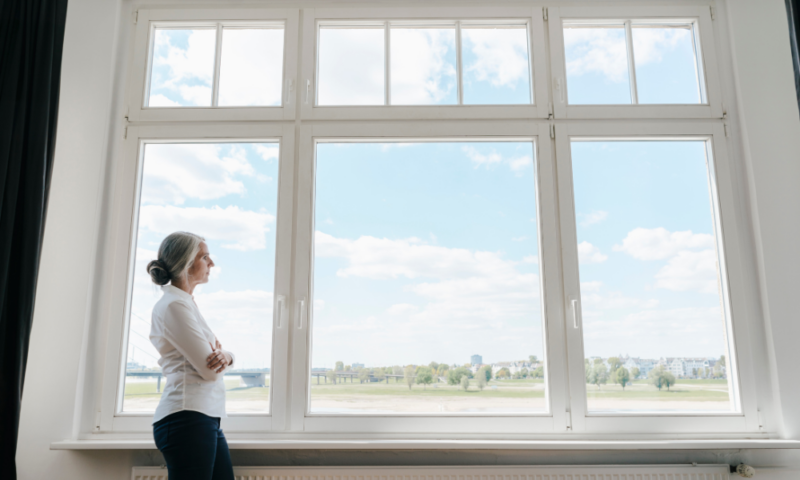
top-left (470, 354), bottom-right (482, 365)
top-left (352, 362), bottom-right (365, 369)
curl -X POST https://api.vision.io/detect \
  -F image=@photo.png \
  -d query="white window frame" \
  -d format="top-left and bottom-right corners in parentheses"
top-left (290, 121), bottom-right (566, 434)
top-left (547, 6), bottom-right (724, 119)
top-left (299, 6), bottom-right (549, 120)
top-left (126, 8), bottom-right (300, 122)
top-left (86, 2), bottom-right (770, 440)
top-left (553, 121), bottom-right (759, 434)
top-left (96, 123), bottom-right (296, 434)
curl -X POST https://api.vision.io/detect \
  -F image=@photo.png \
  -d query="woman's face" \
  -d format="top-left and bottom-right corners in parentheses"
top-left (188, 241), bottom-right (214, 284)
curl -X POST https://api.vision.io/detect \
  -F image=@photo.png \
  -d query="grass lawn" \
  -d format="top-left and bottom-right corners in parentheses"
top-left (310, 379), bottom-right (546, 398)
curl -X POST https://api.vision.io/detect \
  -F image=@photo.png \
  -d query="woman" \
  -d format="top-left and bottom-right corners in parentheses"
top-left (146, 231), bottom-right (235, 480)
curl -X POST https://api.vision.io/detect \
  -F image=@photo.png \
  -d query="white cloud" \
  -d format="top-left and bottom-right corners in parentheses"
top-left (148, 94), bottom-right (180, 107)
top-left (462, 145), bottom-right (502, 167)
top-left (582, 291), bottom-right (658, 310)
top-left (632, 27), bottom-right (692, 67)
top-left (462, 146), bottom-right (532, 175)
top-left (581, 281), bottom-right (603, 292)
top-left (314, 232), bottom-right (541, 330)
top-left (390, 28), bottom-right (457, 105)
top-left (511, 236), bottom-right (528, 242)
top-left (462, 27), bottom-right (529, 88)
top-left (141, 143), bottom-right (257, 205)
top-left (655, 249), bottom-right (719, 294)
top-left (614, 227), bottom-right (714, 260)
top-left (522, 255), bottom-right (538, 264)
top-left (255, 145), bottom-right (279, 161)
top-left (139, 205), bottom-right (275, 251)
top-left (314, 299), bottom-right (325, 311)
top-left (318, 28), bottom-right (385, 105)
top-left (218, 29), bottom-right (284, 106)
top-left (387, 303), bottom-right (419, 315)
top-left (564, 27), bottom-right (630, 83)
top-left (578, 241), bottom-right (608, 264)
top-left (153, 29), bottom-right (216, 105)
top-left (579, 210), bottom-right (608, 226)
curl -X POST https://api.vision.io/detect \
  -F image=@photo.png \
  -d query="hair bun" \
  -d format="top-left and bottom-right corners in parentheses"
top-left (147, 259), bottom-right (171, 286)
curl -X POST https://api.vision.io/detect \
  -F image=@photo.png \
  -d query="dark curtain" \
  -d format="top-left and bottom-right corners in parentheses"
top-left (0, 0), bottom-right (68, 478)
top-left (788, 0), bottom-right (800, 114)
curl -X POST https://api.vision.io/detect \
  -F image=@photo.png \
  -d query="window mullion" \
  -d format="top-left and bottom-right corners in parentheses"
top-left (212, 23), bottom-right (223, 107)
top-left (456, 20), bottom-right (464, 105)
top-left (624, 20), bottom-right (639, 104)
top-left (384, 21), bottom-right (390, 106)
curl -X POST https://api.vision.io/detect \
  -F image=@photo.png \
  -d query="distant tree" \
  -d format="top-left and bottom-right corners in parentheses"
top-left (374, 369), bottom-right (386, 381)
top-left (439, 363), bottom-right (450, 374)
top-left (429, 361), bottom-right (439, 371)
top-left (713, 363), bottom-right (722, 378)
top-left (648, 366), bottom-right (676, 391)
top-left (392, 365), bottom-right (403, 375)
top-left (593, 358), bottom-right (604, 365)
top-left (496, 367), bottom-right (511, 379)
top-left (478, 366), bottom-right (492, 382)
top-left (460, 375), bottom-right (470, 391)
top-left (529, 355), bottom-right (538, 364)
top-left (589, 363), bottom-right (608, 389)
top-left (335, 361), bottom-right (344, 372)
top-left (447, 367), bottom-right (472, 385)
top-left (663, 371), bottom-right (676, 390)
top-left (404, 365), bottom-right (415, 390)
top-left (533, 366), bottom-right (544, 378)
top-left (616, 367), bottom-right (631, 390)
top-left (344, 365), bottom-right (351, 372)
top-left (477, 373), bottom-right (487, 390)
top-left (607, 357), bottom-right (623, 372)
top-left (692, 368), bottom-right (698, 377)
top-left (326, 370), bottom-right (337, 384)
top-left (513, 371), bottom-right (522, 379)
top-left (416, 366), bottom-right (433, 389)
top-left (358, 368), bottom-right (370, 384)
top-left (631, 367), bottom-right (640, 379)
top-left (520, 368), bottom-right (529, 378)
top-left (719, 355), bottom-right (726, 367)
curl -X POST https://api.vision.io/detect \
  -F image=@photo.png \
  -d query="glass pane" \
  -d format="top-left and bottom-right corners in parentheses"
top-left (148, 29), bottom-right (216, 107)
top-left (571, 141), bottom-right (733, 412)
top-left (218, 28), bottom-right (285, 106)
top-left (318, 28), bottom-right (385, 105)
top-left (310, 142), bottom-right (545, 414)
top-left (563, 26), bottom-right (631, 104)
top-left (390, 27), bottom-right (457, 105)
top-left (462, 26), bottom-right (531, 104)
top-left (632, 26), bottom-right (702, 104)
top-left (123, 142), bottom-right (280, 413)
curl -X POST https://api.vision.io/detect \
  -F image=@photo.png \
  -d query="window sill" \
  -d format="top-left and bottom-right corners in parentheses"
top-left (50, 438), bottom-right (800, 451)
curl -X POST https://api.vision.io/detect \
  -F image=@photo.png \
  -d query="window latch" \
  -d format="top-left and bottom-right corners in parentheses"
top-left (571, 297), bottom-right (580, 330)
top-left (296, 297), bottom-right (307, 329)
top-left (275, 295), bottom-right (286, 328)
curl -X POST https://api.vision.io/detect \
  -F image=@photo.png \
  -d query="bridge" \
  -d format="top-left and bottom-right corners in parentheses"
top-left (126, 370), bottom-right (269, 393)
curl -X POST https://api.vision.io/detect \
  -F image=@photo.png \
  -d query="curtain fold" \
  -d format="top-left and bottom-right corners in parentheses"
top-left (788, 0), bottom-right (800, 114)
top-left (0, 0), bottom-right (68, 478)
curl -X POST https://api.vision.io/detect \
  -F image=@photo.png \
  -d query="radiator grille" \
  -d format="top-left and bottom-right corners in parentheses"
top-left (132, 465), bottom-right (730, 480)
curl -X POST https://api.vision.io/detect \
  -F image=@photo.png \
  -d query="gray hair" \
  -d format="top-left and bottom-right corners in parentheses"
top-left (146, 231), bottom-right (205, 286)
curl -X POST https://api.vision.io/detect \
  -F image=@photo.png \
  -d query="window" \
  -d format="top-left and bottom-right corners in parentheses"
top-left (122, 141), bottom-right (280, 414)
top-left (316, 20), bottom-right (531, 106)
top-left (100, 4), bottom-right (760, 438)
top-left (309, 141), bottom-right (545, 414)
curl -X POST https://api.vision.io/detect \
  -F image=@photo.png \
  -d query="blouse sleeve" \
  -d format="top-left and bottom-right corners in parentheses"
top-left (162, 301), bottom-right (221, 382)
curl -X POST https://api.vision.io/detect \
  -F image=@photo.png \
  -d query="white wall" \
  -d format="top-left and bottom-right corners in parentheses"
top-left (15, 0), bottom-right (800, 478)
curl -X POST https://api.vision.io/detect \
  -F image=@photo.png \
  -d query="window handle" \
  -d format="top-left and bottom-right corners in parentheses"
top-left (296, 297), bottom-right (306, 330)
top-left (275, 294), bottom-right (286, 328)
top-left (305, 79), bottom-right (311, 105)
top-left (286, 79), bottom-right (294, 105)
top-left (556, 77), bottom-right (565, 103)
top-left (571, 298), bottom-right (580, 330)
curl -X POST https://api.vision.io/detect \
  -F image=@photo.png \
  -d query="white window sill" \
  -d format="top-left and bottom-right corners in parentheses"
top-left (50, 438), bottom-right (800, 451)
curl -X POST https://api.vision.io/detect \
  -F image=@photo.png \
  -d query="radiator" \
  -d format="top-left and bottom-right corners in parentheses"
top-left (131, 465), bottom-right (731, 480)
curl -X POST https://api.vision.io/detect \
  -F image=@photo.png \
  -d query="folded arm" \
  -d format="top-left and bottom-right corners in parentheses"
top-left (162, 301), bottom-right (220, 382)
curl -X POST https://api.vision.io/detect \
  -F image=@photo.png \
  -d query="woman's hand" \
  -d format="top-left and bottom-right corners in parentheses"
top-left (207, 342), bottom-right (232, 373)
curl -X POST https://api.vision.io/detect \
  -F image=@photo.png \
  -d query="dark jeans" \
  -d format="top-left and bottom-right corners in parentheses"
top-left (153, 410), bottom-right (234, 480)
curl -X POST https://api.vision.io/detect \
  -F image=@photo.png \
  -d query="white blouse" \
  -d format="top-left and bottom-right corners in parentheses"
top-left (149, 285), bottom-right (235, 424)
